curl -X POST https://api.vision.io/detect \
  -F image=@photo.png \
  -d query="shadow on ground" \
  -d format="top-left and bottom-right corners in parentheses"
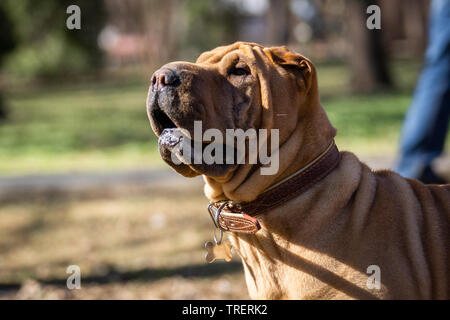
top-left (0, 261), bottom-right (242, 293)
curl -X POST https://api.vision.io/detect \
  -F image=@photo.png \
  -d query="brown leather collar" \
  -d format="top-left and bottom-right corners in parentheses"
top-left (208, 141), bottom-right (341, 234)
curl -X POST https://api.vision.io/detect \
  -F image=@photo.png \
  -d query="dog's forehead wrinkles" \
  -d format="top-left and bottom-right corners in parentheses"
top-left (198, 49), bottom-right (243, 67)
top-left (196, 42), bottom-right (263, 65)
top-left (221, 52), bottom-right (240, 67)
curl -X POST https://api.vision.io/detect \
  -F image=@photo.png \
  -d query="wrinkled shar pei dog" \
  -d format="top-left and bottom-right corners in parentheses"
top-left (146, 42), bottom-right (450, 300)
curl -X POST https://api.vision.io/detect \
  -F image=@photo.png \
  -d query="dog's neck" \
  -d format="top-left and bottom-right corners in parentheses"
top-left (203, 99), bottom-right (336, 203)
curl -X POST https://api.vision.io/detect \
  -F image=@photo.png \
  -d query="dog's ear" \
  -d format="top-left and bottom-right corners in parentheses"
top-left (265, 46), bottom-right (315, 93)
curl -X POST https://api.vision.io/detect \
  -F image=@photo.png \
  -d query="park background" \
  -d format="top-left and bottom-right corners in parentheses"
top-left (0, 0), bottom-right (448, 299)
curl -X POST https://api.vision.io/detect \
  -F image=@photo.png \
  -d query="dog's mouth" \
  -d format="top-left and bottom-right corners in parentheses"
top-left (150, 103), bottom-right (190, 152)
top-left (151, 106), bottom-right (178, 136)
top-left (150, 104), bottom-right (188, 162)
top-left (150, 103), bottom-right (237, 178)
top-left (154, 109), bottom-right (176, 132)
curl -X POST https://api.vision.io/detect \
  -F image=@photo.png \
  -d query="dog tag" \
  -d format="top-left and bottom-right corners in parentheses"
top-left (204, 240), bottom-right (232, 263)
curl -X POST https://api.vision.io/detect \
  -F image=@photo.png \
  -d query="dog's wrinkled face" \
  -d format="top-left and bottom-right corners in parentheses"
top-left (147, 42), bottom-right (314, 178)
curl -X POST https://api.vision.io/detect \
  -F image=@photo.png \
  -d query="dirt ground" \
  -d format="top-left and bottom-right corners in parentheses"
top-left (1, 155), bottom-right (449, 300)
top-left (0, 185), bottom-right (248, 299)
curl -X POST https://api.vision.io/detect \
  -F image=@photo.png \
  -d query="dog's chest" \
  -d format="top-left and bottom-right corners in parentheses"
top-left (230, 232), bottom-right (384, 300)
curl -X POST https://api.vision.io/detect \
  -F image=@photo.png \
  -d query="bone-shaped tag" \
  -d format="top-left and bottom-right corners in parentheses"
top-left (204, 240), bottom-right (232, 263)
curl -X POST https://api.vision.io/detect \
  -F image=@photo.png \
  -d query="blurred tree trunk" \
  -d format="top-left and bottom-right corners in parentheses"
top-left (104, 0), bottom-right (178, 72)
top-left (346, 0), bottom-right (392, 93)
top-left (380, 0), bottom-right (429, 57)
top-left (402, 0), bottom-right (428, 54)
top-left (0, 95), bottom-right (7, 121)
top-left (266, 0), bottom-right (292, 45)
top-left (0, 4), bottom-right (17, 120)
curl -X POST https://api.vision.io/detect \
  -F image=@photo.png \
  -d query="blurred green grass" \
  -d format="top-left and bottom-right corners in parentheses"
top-left (1, 78), bottom-right (164, 174)
top-left (2, 59), bottom-right (445, 175)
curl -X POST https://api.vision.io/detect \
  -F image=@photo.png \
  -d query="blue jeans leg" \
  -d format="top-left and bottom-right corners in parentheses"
top-left (396, 0), bottom-right (450, 178)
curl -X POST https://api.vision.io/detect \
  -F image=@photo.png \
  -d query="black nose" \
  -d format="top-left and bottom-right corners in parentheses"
top-left (151, 68), bottom-right (180, 91)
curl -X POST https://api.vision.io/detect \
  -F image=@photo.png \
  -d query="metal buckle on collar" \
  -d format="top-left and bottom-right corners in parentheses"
top-left (207, 201), bottom-right (227, 229)
top-left (207, 200), bottom-right (260, 234)
top-left (207, 201), bottom-right (227, 247)
top-left (207, 200), bottom-right (242, 229)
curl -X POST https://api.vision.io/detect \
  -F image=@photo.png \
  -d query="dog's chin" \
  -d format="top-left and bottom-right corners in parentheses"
top-left (158, 128), bottom-right (237, 178)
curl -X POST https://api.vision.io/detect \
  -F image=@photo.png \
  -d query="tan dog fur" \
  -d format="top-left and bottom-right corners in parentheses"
top-left (148, 42), bottom-right (450, 299)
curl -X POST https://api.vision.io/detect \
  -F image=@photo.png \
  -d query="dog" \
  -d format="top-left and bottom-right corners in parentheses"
top-left (147, 42), bottom-right (450, 299)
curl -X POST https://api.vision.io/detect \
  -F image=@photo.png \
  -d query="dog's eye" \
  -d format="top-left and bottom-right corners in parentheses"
top-left (229, 65), bottom-right (250, 76)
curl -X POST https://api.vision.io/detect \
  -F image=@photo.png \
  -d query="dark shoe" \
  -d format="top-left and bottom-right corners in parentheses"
top-left (418, 166), bottom-right (448, 184)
